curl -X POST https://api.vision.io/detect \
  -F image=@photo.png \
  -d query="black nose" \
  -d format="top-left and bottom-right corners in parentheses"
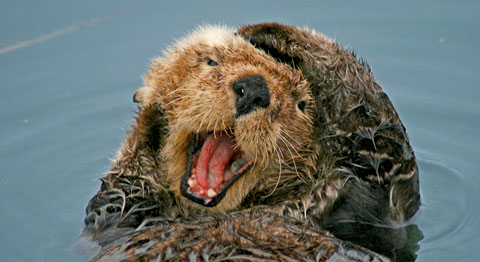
top-left (232, 74), bottom-right (270, 116)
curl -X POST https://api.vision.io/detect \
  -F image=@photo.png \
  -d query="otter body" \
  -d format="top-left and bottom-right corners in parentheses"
top-left (83, 23), bottom-right (420, 261)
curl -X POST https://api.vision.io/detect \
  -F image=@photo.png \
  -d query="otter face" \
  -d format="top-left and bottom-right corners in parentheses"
top-left (135, 26), bottom-right (314, 212)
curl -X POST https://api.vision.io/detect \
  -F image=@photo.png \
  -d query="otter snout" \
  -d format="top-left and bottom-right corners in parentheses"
top-left (232, 74), bottom-right (270, 117)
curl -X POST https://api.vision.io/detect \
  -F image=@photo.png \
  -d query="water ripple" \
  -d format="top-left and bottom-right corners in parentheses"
top-left (415, 149), bottom-right (479, 260)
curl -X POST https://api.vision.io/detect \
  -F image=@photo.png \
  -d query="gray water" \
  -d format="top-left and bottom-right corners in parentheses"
top-left (1, 1), bottom-right (479, 261)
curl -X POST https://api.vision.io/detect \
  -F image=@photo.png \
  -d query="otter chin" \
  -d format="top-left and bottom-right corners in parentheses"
top-left (83, 23), bottom-right (420, 261)
top-left (180, 130), bottom-right (254, 207)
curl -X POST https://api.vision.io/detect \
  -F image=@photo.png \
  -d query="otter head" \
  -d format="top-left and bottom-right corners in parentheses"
top-left (134, 25), bottom-right (315, 213)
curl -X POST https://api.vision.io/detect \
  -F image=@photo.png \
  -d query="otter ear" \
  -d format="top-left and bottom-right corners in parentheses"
top-left (238, 23), bottom-right (307, 69)
top-left (135, 60), bottom-right (172, 107)
top-left (133, 86), bottom-right (153, 105)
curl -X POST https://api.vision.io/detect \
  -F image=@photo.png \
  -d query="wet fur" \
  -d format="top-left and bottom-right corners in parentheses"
top-left (83, 23), bottom-right (420, 261)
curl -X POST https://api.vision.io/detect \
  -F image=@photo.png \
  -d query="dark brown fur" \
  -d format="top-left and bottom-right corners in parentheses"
top-left (83, 23), bottom-right (420, 261)
top-left (238, 23), bottom-right (419, 221)
top-left (90, 209), bottom-right (386, 262)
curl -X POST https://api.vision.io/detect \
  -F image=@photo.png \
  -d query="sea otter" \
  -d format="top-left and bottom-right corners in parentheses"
top-left (83, 23), bottom-right (420, 261)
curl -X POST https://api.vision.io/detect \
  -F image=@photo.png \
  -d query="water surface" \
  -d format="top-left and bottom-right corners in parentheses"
top-left (1, 1), bottom-right (479, 261)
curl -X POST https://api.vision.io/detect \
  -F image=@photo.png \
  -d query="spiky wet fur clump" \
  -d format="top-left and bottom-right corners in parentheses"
top-left (83, 23), bottom-right (420, 261)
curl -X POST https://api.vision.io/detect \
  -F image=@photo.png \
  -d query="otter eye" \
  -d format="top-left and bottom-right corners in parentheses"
top-left (297, 101), bottom-right (306, 113)
top-left (207, 59), bottom-right (218, 66)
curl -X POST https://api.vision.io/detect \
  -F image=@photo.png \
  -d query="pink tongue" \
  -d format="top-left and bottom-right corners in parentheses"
top-left (196, 132), bottom-right (235, 190)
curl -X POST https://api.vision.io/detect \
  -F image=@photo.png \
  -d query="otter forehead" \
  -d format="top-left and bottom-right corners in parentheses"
top-left (165, 25), bottom-right (248, 58)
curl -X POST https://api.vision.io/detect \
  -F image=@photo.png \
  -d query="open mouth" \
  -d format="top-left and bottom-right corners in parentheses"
top-left (180, 130), bottom-right (254, 207)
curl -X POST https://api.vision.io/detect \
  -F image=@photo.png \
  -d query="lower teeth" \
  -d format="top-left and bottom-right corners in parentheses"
top-left (207, 189), bottom-right (216, 198)
top-left (188, 178), bottom-right (197, 188)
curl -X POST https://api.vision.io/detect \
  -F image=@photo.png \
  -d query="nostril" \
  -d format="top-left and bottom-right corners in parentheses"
top-left (238, 87), bottom-right (245, 97)
top-left (233, 80), bottom-right (247, 97)
top-left (232, 74), bottom-right (270, 116)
